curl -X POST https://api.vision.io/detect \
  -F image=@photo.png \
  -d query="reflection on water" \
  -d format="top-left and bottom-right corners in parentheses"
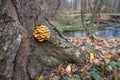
top-left (64, 31), bottom-right (87, 37)
top-left (63, 31), bottom-right (86, 37)
top-left (95, 29), bottom-right (120, 38)
top-left (63, 23), bottom-right (120, 38)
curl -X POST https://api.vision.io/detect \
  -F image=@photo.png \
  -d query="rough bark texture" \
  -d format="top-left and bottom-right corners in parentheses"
top-left (0, 0), bottom-right (84, 80)
top-left (0, 0), bottom-right (21, 80)
top-left (13, 26), bottom-right (30, 80)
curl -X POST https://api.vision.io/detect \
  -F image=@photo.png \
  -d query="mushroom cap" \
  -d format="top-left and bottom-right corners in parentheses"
top-left (33, 25), bottom-right (50, 42)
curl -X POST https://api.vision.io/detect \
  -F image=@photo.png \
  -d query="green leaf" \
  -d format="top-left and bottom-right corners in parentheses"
top-left (110, 61), bottom-right (117, 69)
top-left (85, 20), bottom-right (90, 26)
top-left (72, 67), bottom-right (78, 73)
top-left (116, 62), bottom-right (120, 67)
top-left (111, 71), bottom-right (115, 79)
top-left (88, 66), bottom-right (104, 80)
top-left (61, 76), bottom-right (70, 80)
top-left (74, 74), bottom-right (81, 80)
top-left (89, 71), bottom-right (101, 80)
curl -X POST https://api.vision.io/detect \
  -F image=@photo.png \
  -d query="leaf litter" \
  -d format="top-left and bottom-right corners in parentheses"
top-left (36, 37), bottom-right (120, 80)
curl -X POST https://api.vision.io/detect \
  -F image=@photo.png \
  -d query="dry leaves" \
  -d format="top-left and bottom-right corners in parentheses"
top-left (36, 37), bottom-right (120, 80)
top-left (90, 53), bottom-right (94, 59)
top-left (75, 49), bottom-right (81, 57)
top-left (113, 69), bottom-right (120, 80)
top-left (67, 37), bottom-right (120, 63)
top-left (66, 64), bottom-right (71, 73)
top-left (104, 54), bottom-right (112, 59)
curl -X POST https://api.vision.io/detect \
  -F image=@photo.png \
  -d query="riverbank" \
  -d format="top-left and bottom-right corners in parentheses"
top-left (51, 12), bottom-right (120, 34)
top-left (63, 22), bottom-right (120, 38)
top-left (50, 11), bottom-right (85, 33)
top-left (56, 25), bottom-right (84, 33)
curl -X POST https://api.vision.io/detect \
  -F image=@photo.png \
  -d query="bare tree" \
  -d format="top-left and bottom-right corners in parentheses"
top-left (89, 0), bottom-right (103, 38)
top-left (81, 0), bottom-right (103, 38)
top-left (81, 0), bottom-right (89, 35)
top-left (73, 0), bottom-right (78, 10)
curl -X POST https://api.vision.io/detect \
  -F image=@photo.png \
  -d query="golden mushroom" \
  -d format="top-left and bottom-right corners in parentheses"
top-left (33, 25), bottom-right (50, 42)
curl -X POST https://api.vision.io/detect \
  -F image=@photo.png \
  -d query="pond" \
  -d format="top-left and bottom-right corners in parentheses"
top-left (63, 22), bottom-right (120, 38)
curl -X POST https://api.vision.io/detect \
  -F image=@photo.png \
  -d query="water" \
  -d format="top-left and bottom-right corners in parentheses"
top-left (63, 22), bottom-right (120, 38)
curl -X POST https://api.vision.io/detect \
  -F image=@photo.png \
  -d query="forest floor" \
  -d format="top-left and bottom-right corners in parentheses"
top-left (37, 37), bottom-right (120, 80)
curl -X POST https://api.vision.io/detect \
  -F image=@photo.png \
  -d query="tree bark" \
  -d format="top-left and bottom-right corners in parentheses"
top-left (0, 0), bottom-right (84, 80)
top-left (89, 0), bottom-right (103, 39)
top-left (81, 0), bottom-right (89, 35)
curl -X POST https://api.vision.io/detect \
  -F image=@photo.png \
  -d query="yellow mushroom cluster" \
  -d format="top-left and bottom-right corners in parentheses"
top-left (33, 25), bottom-right (50, 42)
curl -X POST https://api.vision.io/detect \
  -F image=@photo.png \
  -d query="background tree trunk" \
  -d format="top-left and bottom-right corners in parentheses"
top-left (81, 0), bottom-right (89, 35)
top-left (88, 0), bottom-right (103, 38)
top-left (0, 0), bottom-right (84, 80)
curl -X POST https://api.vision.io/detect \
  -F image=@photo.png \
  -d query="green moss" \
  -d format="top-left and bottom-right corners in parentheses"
top-left (54, 10), bottom-right (84, 33)
top-left (57, 25), bottom-right (84, 33)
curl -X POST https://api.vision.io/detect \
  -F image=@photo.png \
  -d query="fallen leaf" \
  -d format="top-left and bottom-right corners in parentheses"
top-left (87, 38), bottom-right (91, 43)
top-left (52, 76), bottom-right (60, 80)
top-left (90, 53), bottom-right (94, 59)
top-left (66, 64), bottom-right (71, 73)
top-left (104, 59), bottom-right (110, 64)
top-left (36, 75), bottom-right (43, 80)
top-left (113, 69), bottom-right (120, 80)
top-left (104, 54), bottom-right (112, 59)
top-left (75, 49), bottom-right (80, 57)
top-left (107, 65), bottom-right (113, 70)
top-left (93, 59), bottom-right (99, 64)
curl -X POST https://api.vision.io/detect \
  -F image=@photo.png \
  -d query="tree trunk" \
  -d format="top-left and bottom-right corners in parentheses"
top-left (81, 0), bottom-right (89, 36)
top-left (89, 0), bottom-right (103, 39)
top-left (73, 0), bottom-right (78, 10)
top-left (0, 0), bottom-right (84, 80)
